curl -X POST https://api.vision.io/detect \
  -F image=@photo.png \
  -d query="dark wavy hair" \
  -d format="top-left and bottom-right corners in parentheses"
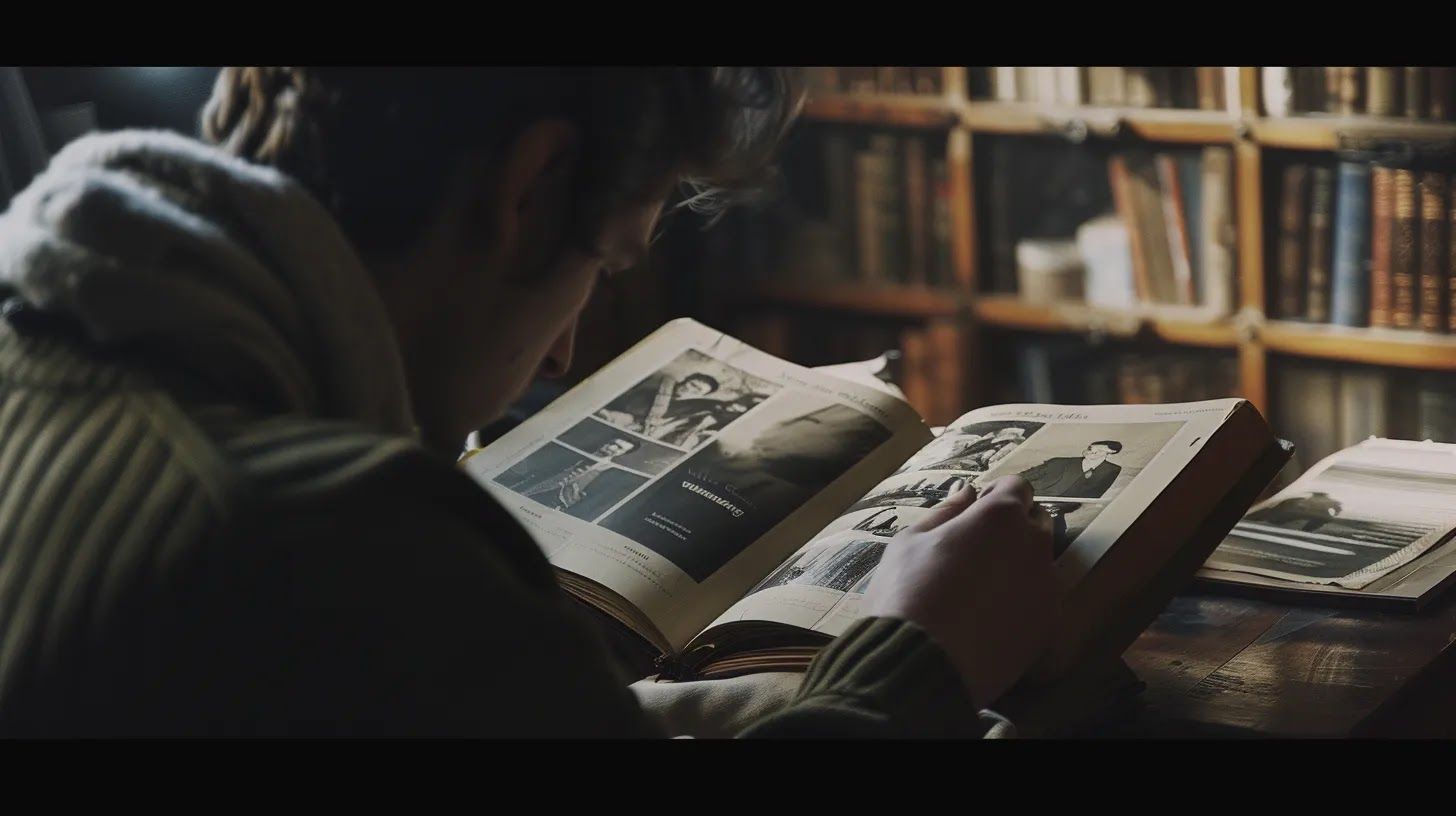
top-left (200, 67), bottom-right (801, 259)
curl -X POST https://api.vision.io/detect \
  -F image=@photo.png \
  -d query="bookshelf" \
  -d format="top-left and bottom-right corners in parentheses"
top-left (726, 67), bottom-right (1456, 428)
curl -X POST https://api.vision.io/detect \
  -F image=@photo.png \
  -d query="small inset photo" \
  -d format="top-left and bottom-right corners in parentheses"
top-left (749, 536), bottom-right (888, 597)
top-left (556, 417), bottom-right (682, 476)
top-left (493, 442), bottom-right (647, 521)
top-left (895, 420), bottom-right (1045, 475)
top-left (843, 472), bottom-right (973, 514)
top-left (593, 349), bottom-right (780, 449)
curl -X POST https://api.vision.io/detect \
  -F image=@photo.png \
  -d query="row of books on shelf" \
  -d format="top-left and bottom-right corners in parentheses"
top-left (1014, 342), bottom-right (1240, 405)
top-left (1275, 161), bottom-right (1456, 332)
top-left (987, 142), bottom-right (1236, 315)
top-left (777, 130), bottom-right (956, 287)
top-left (971, 67), bottom-right (1236, 112)
top-left (1264, 67), bottom-right (1456, 121)
top-left (1275, 360), bottom-right (1456, 478)
top-left (803, 67), bottom-right (944, 97)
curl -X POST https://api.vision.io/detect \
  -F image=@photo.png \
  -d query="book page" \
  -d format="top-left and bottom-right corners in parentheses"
top-left (701, 399), bottom-right (1241, 640)
top-left (460, 319), bottom-right (931, 649)
top-left (1203, 438), bottom-right (1456, 590)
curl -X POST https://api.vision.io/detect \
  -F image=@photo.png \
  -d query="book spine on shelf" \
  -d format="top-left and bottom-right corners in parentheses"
top-left (1276, 163), bottom-right (1310, 318)
top-left (1405, 67), bottom-right (1427, 119)
top-left (1263, 67), bottom-right (1292, 117)
top-left (1419, 171), bottom-right (1448, 332)
top-left (1370, 165), bottom-right (1396, 327)
top-left (1305, 166), bottom-right (1335, 323)
top-left (903, 135), bottom-right (929, 285)
top-left (1200, 147), bottom-right (1236, 315)
top-left (1366, 67), bottom-right (1400, 117)
top-left (1330, 161), bottom-right (1373, 327)
top-left (1392, 168), bottom-right (1419, 328)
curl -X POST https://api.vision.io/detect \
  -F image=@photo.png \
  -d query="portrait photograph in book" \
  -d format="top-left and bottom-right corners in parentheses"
top-left (1207, 460), bottom-right (1456, 585)
top-left (748, 536), bottom-right (888, 597)
top-left (493, 441), bottom-right (647, 521)
top-left (593, 349), bottom-right (780, 450)
top-left (893, 419), bottom-right (1045, 475)
top-left (557, 417), bottom-right (683, 475)
top-left (600, 398), bottom-right (893, 582)
top-left (980, 420), bottom-right (1186, 556)
top-left (844, 472), bottom-right (972, 514)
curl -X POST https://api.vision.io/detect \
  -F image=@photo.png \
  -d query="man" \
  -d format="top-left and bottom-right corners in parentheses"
top-left (1019, 440), bottom-right (1123, 556)
top-left (1020, 440), bottom-right (1124, 500)
top-left (0, 68), bottom-right (1056, 737)
top-left (504, 437), bottom-right (638, 514)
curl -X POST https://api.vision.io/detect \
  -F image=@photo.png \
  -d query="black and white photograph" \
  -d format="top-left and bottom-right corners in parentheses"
top-left (850, 507), bottom-right (913, 538)
top-left (557, 417), bottom-right (682, 476)
top-left (593, 349), bottom-right (780, 450)
top-left (1208, 458), bottom-right (1456, 585)
top-left (982, 420), bottom-right (1186, 556)
top-left (600, 397), bottom-right (892, 582)
top-left (843, 472), bottom-right (972, 514)
top-left (894, 420), bottom-right (1045, 475)
top-left (748, 538), bottom-right (888, 596)
top-left (493, 442), bottom-right (647, 521)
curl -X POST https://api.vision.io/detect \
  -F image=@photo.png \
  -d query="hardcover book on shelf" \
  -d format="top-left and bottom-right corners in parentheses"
top-left (1418, 172), bottom-right (1448, 333)
top-left (1199, 147), bottom-right (1236, 315)
top-left (1370, 165), bottom-right (1396, 328)
top-left (1330, 161), bottom-right (1372, 327)
top-left (1392, 168), bottom-right (1419, 329)
top-left (1304, 166), bottom-right (1336, 323)
top-left (1275, 163), bottom-right (1310, 319)
top-left (462, 319), bottom-right (1288, 683)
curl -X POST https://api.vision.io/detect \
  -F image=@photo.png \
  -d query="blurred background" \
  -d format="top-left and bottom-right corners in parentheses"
top-left (4, 66), bottom-right (1455, 484)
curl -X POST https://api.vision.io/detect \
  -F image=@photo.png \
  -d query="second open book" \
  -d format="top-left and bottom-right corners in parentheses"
top-left (461, 319), bottom-right (1287, 683)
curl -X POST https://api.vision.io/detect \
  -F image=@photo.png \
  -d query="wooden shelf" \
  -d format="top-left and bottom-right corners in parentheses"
top-left (1250, 116), bottom-right (1456, 151)
top-left (971, 295), bottom-right (1240, 348)
top-left (961, 103), bottom-right (1239, 144)
top-left (802, 94), bottom-right (960, 129)
top-left (1263, 321), bottom-right (1456, 370)
top-left (742, 282), bottom-right (962, 318)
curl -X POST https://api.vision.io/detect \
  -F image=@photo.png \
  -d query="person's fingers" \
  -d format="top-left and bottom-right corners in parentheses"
top-left (980, 475), bottom-right (1034, 508)
top-left (1027, 501), bottom-right (1056, 556)
top-left (908, 483), bottom-right (979, 532)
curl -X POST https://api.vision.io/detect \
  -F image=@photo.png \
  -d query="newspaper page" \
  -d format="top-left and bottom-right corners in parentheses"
top-left (1203, 438), bottom-right (1456, 589)
top-left (700, 399), bottom-right (1243, 639)
top-left (460, 319), bottom-right (931, 649)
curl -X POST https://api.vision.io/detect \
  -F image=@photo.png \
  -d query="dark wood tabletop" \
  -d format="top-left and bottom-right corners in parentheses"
top-left (1108, 589), bottom-right (1456, 737)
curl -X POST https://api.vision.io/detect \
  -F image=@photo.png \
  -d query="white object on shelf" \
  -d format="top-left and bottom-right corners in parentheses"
top-left (1016, 238), bottom-right (1085, 304)
top-left (1076, 215), bottom-right (1137, 310)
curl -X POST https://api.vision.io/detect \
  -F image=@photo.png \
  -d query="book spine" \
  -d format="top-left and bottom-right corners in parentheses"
top-left (1338, 67), bottom-right (1363, 114)
top-left (1109, 154), bottom-right (1152, 302)
top-left (871, 134), bottom-right (905, 283)
top-left (1370, 165), bottom-right (1396, 327)
top-left (1263, 67), bottom-right (1292, 117)
top-left (1155, 153), bottom-right (1196, 304)
top-left (1055, 67), bottom-right (1083, 106)
top-left (1392, 168), bottom-right (1419, 328)
top-left (1406, 67), bottom-right (1427, 119)
top-left (1330, 161), bottom-right (1373, 327)
top-left (1304, 166), bottom-right (1335, 323)
top-left (1200, 147), bottom-right (1235, 314)
top-left (1196, 67), bottom-right (1220, 110)
top-left (854, 148), bottom-right (884, 281)
top-left (1276, 163), bottom-right (1310, 318)
top-left (1420, 171), bottom-right (1448, 332)
top-left (987, 139), bottom-right (1018, 292)
top-left (903, 136), bottom-right (929, 285)
top-left (1125, 68), bottom-right (1155, 108)
top-left (992, 67), bottom-right (1019, 102)
top-left (1431, 68), bottom-right (1455, 121)
top-left (929, 157), bottom-right (953, 286)
top-left (1366, 67), bottom-right (1400, 116)
top-left (1450, 172), bottom-right (1456, 332)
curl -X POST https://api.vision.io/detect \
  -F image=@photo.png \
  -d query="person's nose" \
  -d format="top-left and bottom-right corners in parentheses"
top-left (539, 318), bottom-right (579, 380)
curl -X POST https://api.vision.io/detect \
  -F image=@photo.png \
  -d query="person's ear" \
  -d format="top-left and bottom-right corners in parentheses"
top-left (491, 119), bottom-right (581, 266)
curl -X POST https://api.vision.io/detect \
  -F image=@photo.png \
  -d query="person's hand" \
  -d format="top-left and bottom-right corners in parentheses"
top-left (862, 475), bottom-right (1059, 707)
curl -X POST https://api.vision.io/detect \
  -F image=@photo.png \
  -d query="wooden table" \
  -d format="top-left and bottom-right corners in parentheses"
top-left (1106, 589), bottom-right (1456, 737)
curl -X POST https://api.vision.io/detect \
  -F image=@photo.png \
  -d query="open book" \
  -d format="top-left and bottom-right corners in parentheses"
top-left (461, 319), bottom-right (1288, 684)
top-left (1200, 438), bottom-right (1456, 610)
